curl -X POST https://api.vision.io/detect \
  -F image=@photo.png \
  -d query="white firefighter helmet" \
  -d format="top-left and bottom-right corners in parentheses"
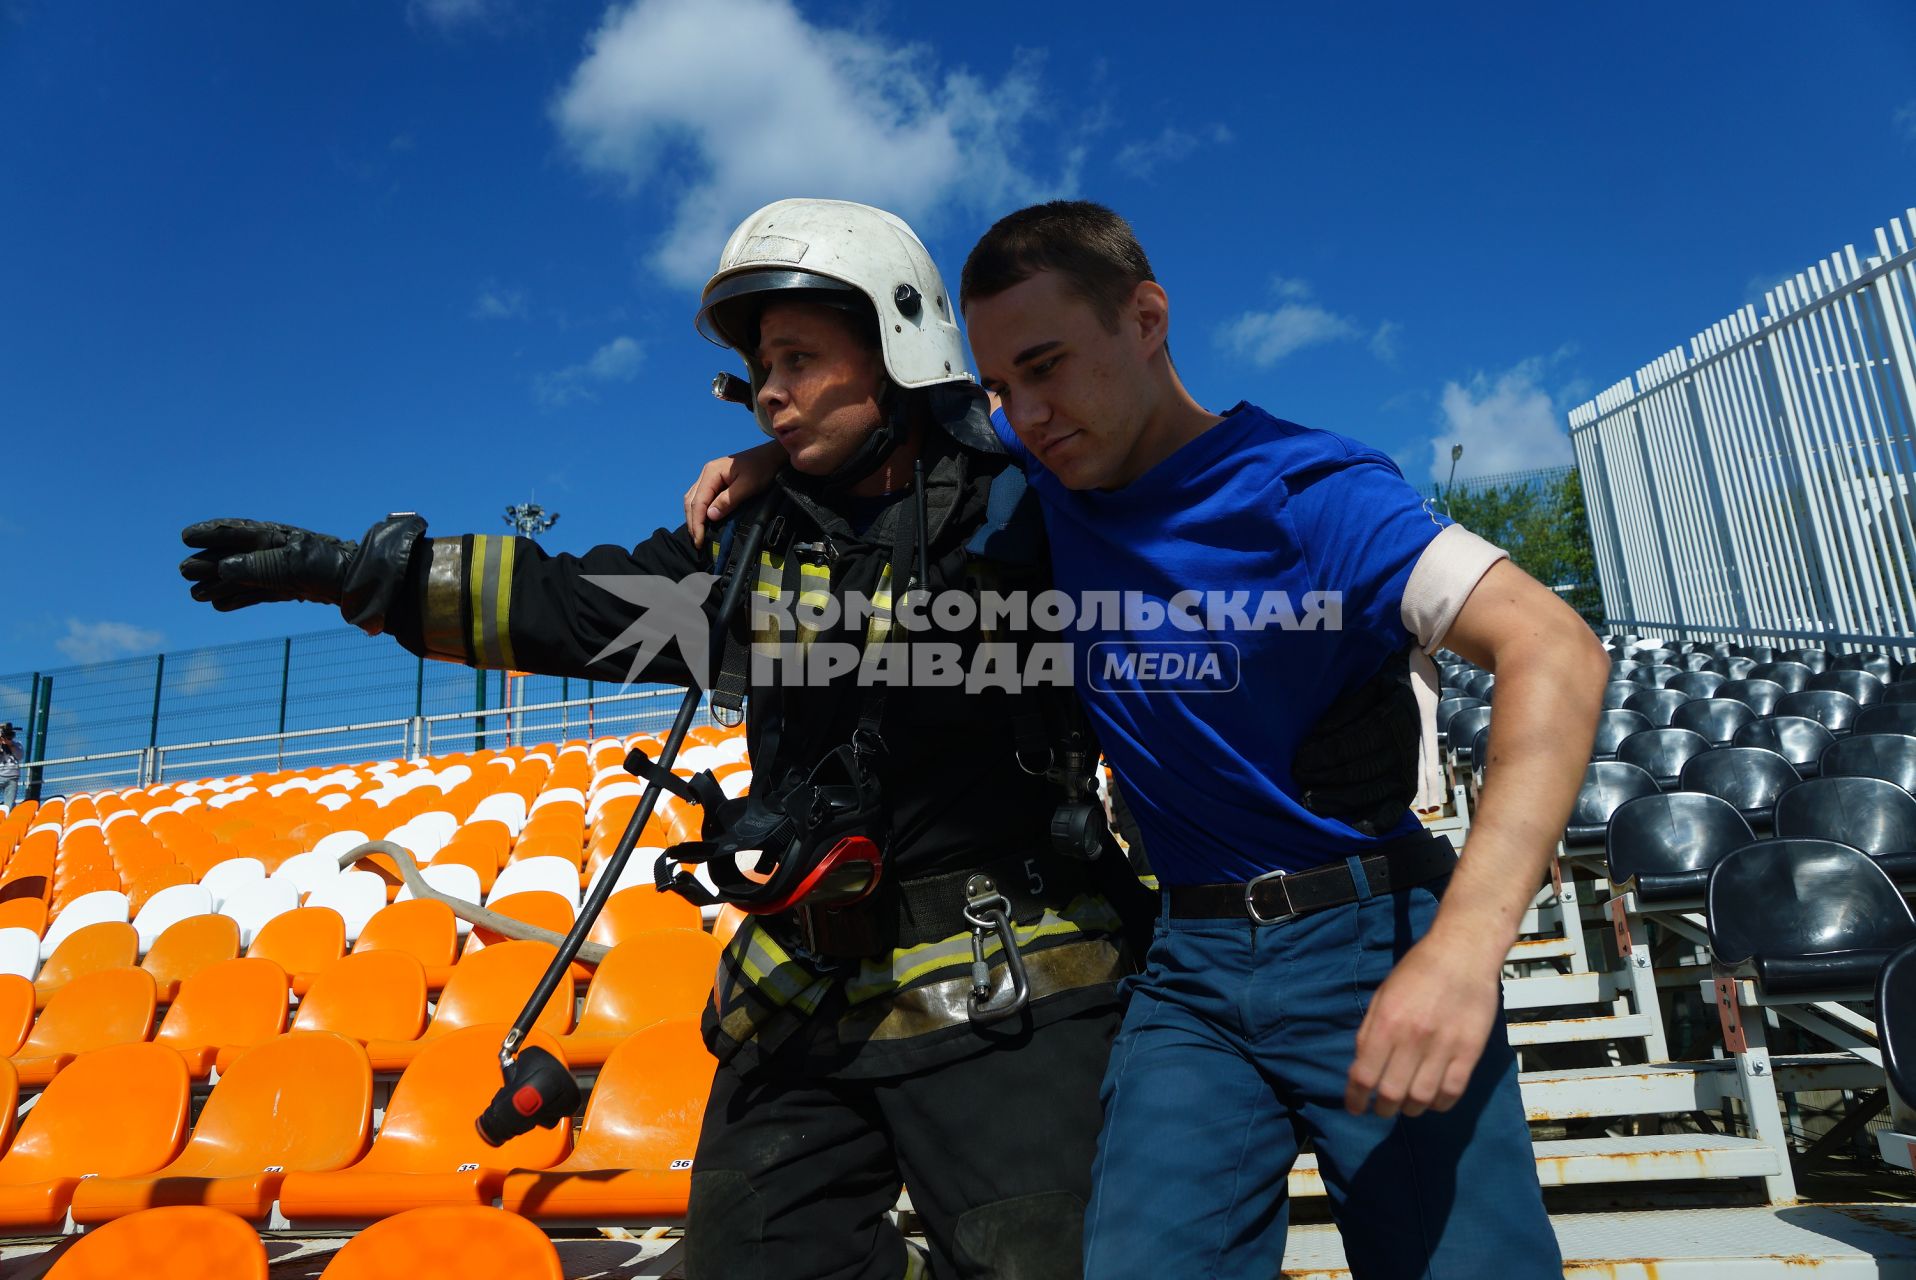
top-left (695, 198), bottom-right (996, 453)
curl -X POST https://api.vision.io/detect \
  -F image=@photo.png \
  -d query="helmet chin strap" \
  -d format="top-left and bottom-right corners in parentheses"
top-left (798, 388), bottom-right (914, 493)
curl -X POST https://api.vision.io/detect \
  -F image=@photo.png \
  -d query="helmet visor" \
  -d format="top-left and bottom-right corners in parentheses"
top-left (696, 268), bottom-right (870, 351)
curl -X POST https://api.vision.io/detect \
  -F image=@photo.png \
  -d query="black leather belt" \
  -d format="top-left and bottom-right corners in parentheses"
top-left (1166, 831), bottom-right (1457, 924)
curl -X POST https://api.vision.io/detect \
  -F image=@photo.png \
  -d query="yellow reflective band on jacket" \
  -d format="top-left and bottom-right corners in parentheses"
top-left (845, 891), bottom-right (1125, 1005)
top-left (467, 535), bottom-right (518, 670)
top-left (752, 550), bottom-right (786, 648)
top-left (865, 563), bottom-right (895, 650)
top-left (711, 890), bottom-right (1128, 1051)
top-left (796, 560), bottom-right (830, 648)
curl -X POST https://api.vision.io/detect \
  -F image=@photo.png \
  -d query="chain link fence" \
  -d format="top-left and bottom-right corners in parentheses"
top-left (1, 627), bottom-right (679, 797)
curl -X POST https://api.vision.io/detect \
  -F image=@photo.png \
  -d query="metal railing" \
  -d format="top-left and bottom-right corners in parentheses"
top-left (12, 686), bottom-right (691, 799)
top-left (1570, 203), bottom-right (1916, 658)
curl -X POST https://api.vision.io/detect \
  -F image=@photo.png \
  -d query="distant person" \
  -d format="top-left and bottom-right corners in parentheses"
top-left (0, 724), bottom-right (22, 808)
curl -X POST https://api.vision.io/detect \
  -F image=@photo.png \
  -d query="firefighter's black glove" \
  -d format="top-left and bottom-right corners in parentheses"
top-left (179, 518), bottom-right (357, 612)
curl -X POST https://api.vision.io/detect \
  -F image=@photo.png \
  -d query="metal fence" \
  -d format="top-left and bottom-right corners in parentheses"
top-left (0, 626), bottom-right (687, 797)
top-left (1569, 204), bottom-right (1916, 658)
top-left (1413, 463), bottom-right (1576, 504)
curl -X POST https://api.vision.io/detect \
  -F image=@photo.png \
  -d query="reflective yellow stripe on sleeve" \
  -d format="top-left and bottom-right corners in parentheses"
top-left (467, 535), bottom-right (519, 670)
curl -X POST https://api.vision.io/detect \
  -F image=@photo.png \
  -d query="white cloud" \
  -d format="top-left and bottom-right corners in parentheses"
top-left (1898, 100), bottom-right (1916, 142)
top-left (535, 335), bottom-right (645, 407)
top-left (57, 620), bottom-right (164, 666)
top-left (1216, 277), bottom-right (1363, 367)
top-left (1426, 357), bottom-right (1575, 484)
top-left (408, 0), bottom-right (506, 30)
top-left (551, 0), bottom-right (1078, 286)
top-left (1114, 123), bottom-right (1232, 178)
top-left (470, 284), bottom-right (527, 320)
top-left (1370, 320), bottom-right (1402, 363)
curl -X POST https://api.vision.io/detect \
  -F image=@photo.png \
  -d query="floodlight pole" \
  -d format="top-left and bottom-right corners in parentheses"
top-left (505, 500), bottom-right (560, 541)
top-left (1444, 444), bottom-right (1464, 518)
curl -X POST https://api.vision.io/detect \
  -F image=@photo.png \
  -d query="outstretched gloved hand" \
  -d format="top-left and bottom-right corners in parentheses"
top-left (179, 518), bottom-right (358, 612)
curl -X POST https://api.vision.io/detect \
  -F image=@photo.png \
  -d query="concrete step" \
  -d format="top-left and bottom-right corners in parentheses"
top-left (1280, 1203), bottom-right (1916, 1277)
top-left (1286, 1133), bottom-right (1778, 1199)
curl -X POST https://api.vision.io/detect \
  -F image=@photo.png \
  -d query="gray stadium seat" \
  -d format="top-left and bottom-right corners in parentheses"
top-left (1707, 838), bottom-right (1915, 1000)
top-left (1679, 746), bottom-right (1799, 830)
top-left (1734, 715), bottom-right (1835, 778)
top-left (1564, 761), bottom-right (1661, 847)
top-left (1671, 697), bottom-right (1758, 746)
top-left (1606, 791), bottom-right (1754, 905)
top-left (1719, 678), bottom-right (1785, 717)
top-left (1617, 727), bottom-right (1712, 792)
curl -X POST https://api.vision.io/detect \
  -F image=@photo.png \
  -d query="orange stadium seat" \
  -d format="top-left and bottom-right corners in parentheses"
top-left (712, 904), bottom-right (747, 949)
top-left (248, 905), bottom-right (347, 994)
top-left (142, 913), bottom-right (241, 1003)
top-left (0, 871), bottom-right (51, 907)
top-left (0, 1058), bottom-right (16, 1149)
top-left (316, 1204), bottom-right (562, 1279)
top-left (153, 958), bottom-right (289, 1078)
top-left (427, 841), bottom-right (500, 893)
top-left (355, 899), bottom-right (459, 983)
top-left (587, 884), bottom-right (702, 945)
top-left (466, 889), bottom-right (575, 954)
top-left (0, 1042), bottom-right (190, 1228)
top-left (0, 897), bottom-right (46, 936)
top-left (35, 921), bottom-right (139, 1009)
top-left (123, 866), bottom-right (196, 921)
top-left (0, 974), bottom-right (33, 1056)
top-left (14, 966), bottom-right (159, 1087)
top-left (271, 950), bottom-right (428, 1051)
top-left (503, 1017), bottom-right (713, 1222)
top-left (43, 1205), bottom-right (268, 1279)
top-left (361, 941), bottom-right (574, 1072)
top-left (72, 1032), bottom-right (373, 1224)
top-left (278, 1025), bottom-right (571, 1223)
top-left (557, 932), bottom-right (721, 1068)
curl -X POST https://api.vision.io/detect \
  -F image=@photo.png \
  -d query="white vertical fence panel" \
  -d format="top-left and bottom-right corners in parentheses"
top-left (1571, 205), bottom-right (1916, 658)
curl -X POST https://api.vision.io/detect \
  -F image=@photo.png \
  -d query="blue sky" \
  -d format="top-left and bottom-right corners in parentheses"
top-left (3, 0), bottom-right (1914, 679)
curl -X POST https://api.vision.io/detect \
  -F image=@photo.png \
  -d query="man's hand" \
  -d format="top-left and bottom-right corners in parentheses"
top-left (1344, 932), bottom-right (1503, 1118)
top-left (684, 441), bottom-right (785, 547)
top-left (179, 518), bottom-right (357, 612)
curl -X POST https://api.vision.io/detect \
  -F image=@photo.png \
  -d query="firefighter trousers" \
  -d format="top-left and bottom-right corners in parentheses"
top-left (684, 1006), bottom-right (1118, 1280)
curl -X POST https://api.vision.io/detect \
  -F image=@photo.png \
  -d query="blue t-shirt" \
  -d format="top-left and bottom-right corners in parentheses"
top-left (994, 401), bottom-right (1452, 885)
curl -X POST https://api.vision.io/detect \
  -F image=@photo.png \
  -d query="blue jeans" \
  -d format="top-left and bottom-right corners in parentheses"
top-left (1083, 873), bottom-right (1560, 1279)
top-left (0, 777), bottom-right (15, 808)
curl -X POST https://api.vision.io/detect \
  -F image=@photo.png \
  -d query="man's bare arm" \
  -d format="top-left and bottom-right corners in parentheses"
top-left (1345, 559), bottom-right (1610, 1117)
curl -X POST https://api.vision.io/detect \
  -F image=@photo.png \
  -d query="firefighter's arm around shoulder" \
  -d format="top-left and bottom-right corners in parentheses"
top-left (179, 514), bottom-right (719, 685)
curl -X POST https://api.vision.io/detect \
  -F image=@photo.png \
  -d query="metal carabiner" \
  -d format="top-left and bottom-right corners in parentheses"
top-left (963, 875), bottom-right (1030, 1024)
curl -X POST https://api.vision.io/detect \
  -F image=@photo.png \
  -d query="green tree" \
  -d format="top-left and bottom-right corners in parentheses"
top-left (1446, 468), bottom-right (1601, 626)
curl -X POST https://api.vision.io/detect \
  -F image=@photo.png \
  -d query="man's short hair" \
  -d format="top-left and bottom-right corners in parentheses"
top-left (960, 200), bottom-right (1156, 332)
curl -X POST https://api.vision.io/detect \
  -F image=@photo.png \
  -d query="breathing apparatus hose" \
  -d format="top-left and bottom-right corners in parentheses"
top-left (473, 499), bottom-right (777, 1146)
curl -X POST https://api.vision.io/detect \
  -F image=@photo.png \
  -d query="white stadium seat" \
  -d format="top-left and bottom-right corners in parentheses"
top-left (270, 850), bottom-right (341, 900)
top-left (487, 856), bottom-right (581, 910)
top-left (39, 890), bottom-right (131, 961)
top-left (130, 884), bottom-right (214, 952)
top-left (198, 857), bottom-right (267, 911)
top-left (305, 871), bottom-right (388, 943)
top-left (217, 877), bottom-right (301, 949)
top-left (0, 927), bottom-right (40, 980)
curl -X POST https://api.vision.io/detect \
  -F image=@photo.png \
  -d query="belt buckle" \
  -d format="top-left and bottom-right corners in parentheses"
top-left (1244, 868), bottom-right (1295, 925)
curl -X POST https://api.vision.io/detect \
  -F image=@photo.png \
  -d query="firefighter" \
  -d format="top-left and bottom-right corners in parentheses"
top-left (180, 199), bottom-right (1132, 1280)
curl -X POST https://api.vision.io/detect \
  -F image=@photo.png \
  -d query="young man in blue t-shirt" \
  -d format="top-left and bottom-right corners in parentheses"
top-left (950, 201), bottom-right (1608, 1276)
top-left (687, 200), bottom-right (1609, 1274)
